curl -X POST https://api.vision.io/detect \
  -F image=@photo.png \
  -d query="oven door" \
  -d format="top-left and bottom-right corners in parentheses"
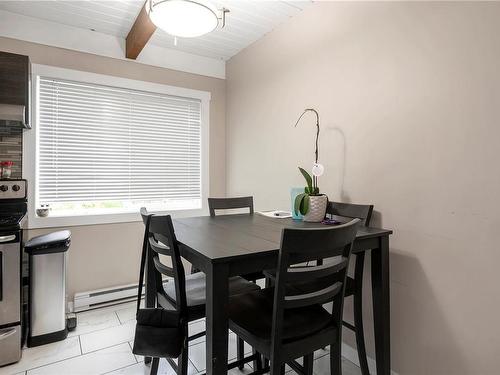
top-left (0, 232), bottom-right (21, 326)
top-left (0, 325), bottom-right (21, 365)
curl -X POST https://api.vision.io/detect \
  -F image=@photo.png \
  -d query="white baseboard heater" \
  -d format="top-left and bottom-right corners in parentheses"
top-left (73, 283), bottom-right (142, 312)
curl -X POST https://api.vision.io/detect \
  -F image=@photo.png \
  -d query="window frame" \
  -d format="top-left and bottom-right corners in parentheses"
top-left (24, 64), bottom-right (210, 229)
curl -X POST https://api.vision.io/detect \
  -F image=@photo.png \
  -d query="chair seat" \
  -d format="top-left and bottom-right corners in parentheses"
top-left (164, 272), bottom-right (261, 310)
top-left (228, 287), bottom-right (332, 342)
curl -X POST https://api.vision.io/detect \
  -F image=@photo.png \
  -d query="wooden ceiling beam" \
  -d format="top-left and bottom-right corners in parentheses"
top-left (126, 3), bottom-right (156, 59)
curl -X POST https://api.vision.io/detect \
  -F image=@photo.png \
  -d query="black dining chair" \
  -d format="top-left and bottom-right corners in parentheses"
top-left (140, 211), bottom-right (189, 375)
top-left (228, 219), bottom-right (361, 375)
top-left (140, 208), bottom-right (261, 374)
top-left (208, 196), bottom-right (254, 216)
top-left (326, 201), bottom-right (373, 375)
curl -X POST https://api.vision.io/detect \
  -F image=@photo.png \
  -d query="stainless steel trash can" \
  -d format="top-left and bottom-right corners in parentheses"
top-left (24, 230), bottom-right (71, 347)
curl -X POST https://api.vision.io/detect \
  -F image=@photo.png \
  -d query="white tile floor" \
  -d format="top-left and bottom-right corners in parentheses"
top-left (0, 301), bottom-right (362, 375)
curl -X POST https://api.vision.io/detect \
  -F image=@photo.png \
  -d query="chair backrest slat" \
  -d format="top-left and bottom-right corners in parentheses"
top-left (148, 236), bottom-right (172, 256)
top-left (284, 282), bottom-right (343, 309)
top-left (208, 196), bottom-right (254, 217)
top-left (285, 256), bottom-right (348, 282)
top-left (326, 201), bottom-right (373, 227)
top-left (152, 256), bottom-right (175, 278)
top-left (140, 208), bottom-right (187, 314)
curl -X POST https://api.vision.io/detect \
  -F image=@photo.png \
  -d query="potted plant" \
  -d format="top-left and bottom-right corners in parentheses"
top-left (294, 167), bottom-right (327, 222)
top-left (293, 108), bottom-right (327, 222)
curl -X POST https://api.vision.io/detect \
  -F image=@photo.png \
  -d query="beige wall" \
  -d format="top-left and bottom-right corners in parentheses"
top-left (0, 36), bottom-right (226, 297)
top-left (226, 2), bottom-right (500, 374)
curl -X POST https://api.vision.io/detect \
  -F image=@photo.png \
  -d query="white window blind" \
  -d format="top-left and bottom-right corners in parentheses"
top-left (37, 77), bottom-right (202, 216)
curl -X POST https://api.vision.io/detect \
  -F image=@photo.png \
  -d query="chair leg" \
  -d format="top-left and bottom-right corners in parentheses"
top-left (303, 353), bottom-right (314, 375)
top-left (178, 339), bottom-right (189, 375)
top-left (265, 276), bottom-right (274, 288)
top-left (330, 342), bottom-right (341, 375)
top-left (353, 253), bottom-right (370, 375)
top-left (270, 360), bottom-right (283, 375)
top-left (237, 337), bottom-right (245, 370)
top-left (253, 348), bottom-right (263, 371)
top-left (150, 358), bottom-right (159, 375)
top-left (264, 357), bottom-right (270, 369)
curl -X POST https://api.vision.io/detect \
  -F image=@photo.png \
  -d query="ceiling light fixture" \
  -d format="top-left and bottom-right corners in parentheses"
top-left (147, 0), bottom-right (229, 38)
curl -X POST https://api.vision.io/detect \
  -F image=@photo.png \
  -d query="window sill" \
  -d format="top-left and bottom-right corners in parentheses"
top-left (26, 208), bottom-right (208, 229)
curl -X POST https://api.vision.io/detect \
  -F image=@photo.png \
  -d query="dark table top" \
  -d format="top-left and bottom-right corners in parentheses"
top-left (173, 214), bottom-right (392, 263)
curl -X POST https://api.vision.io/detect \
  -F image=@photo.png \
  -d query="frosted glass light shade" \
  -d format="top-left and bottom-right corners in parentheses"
top-left (148, 0), bottom-right (219, 38)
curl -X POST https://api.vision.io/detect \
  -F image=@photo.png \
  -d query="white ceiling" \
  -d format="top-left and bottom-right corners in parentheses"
top-left (0, 0), bottom-right (312, 61)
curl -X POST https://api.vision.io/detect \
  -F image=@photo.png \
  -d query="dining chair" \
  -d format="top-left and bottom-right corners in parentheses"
top-left (140, 211), bottom-right (188, 375)
top-left (140, 208), bottom-right (261, 374)
top-left (326, 201), bottom-right (373, 375)
top-left (228, 219), bottom-right (361, 375)
top-left (208, 196), bottom-right (254, 217)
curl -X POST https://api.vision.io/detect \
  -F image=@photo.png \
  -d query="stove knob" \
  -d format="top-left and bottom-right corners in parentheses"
top-left (0, 185), bottom-right (8, 192)
top-left (12, 184), bottom-right (20, 192)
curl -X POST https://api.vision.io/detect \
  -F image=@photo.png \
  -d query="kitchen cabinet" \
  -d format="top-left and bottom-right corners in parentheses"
top-left (0, 51), bottom-right (30, 128)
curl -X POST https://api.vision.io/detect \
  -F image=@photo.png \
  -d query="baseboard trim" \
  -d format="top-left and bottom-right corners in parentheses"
top-left (73, 282), bottom-right (140, 312)
top-left (341, 342), bottom-right (399, 375)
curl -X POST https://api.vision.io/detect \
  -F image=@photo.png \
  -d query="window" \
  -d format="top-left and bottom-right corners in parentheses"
top-left (26, 65), bottom-right (210, 228)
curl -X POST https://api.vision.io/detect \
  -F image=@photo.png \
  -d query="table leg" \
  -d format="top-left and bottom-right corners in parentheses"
top-left (371, 235), bottom-right (391, 375)
top-left (206, 263), bottom-right (229, 374)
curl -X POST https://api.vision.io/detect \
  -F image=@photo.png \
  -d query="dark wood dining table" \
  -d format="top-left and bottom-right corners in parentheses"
top-left (156, 213), bottom-right (392, 375)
